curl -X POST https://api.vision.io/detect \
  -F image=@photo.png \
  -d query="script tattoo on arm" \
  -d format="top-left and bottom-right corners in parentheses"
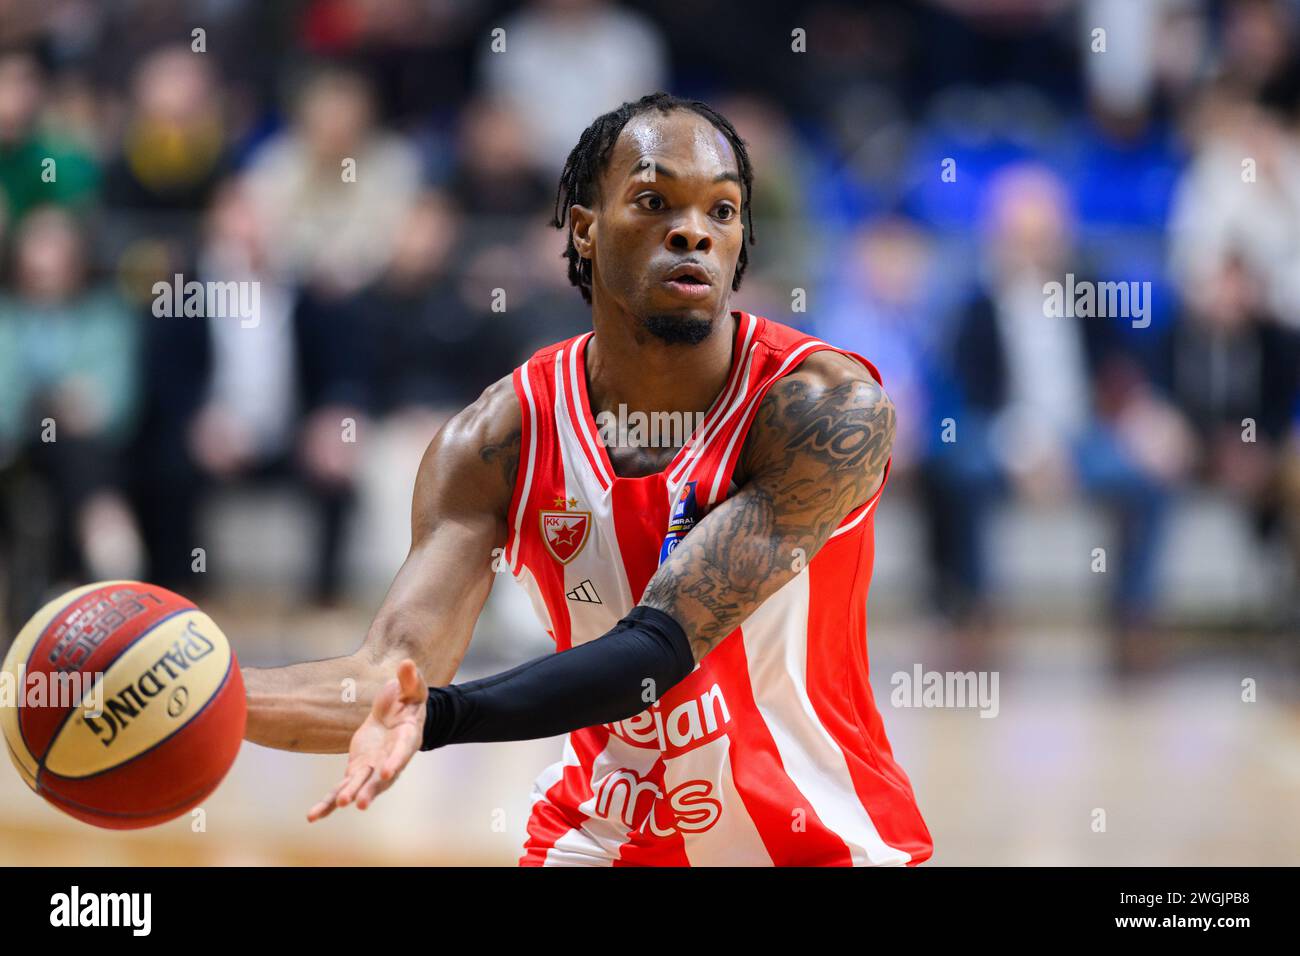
top-left (640, 351), bottom-right (895, 661)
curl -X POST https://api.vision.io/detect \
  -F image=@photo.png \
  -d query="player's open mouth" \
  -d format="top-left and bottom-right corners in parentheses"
top-left (663, 265), bottom-right (713, 298)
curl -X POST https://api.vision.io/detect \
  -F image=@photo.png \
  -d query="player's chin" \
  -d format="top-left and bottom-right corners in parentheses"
top-left (639, 307), bottom-right (717, 346)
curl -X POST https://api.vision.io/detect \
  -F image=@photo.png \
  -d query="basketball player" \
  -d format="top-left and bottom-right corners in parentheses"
top-left (243, 93), bottom-right (933, 866)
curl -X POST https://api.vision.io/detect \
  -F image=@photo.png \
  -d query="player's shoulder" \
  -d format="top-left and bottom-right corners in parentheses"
top-left (784, 348), bottom-right (882, 391)
top-left (441, 373), bottom-right (522, 470)
top-left (517, 333), bottom-right (587, 376)
top-left (433, 331), bottom-right (591, 485)
top-left (739, 318), bottom-right (894, 481)
top-left (751, 350), bottom-right (893, 447)
top-left (459, 372), bottom-right (522, 437)
top-left (413, 374), bottom-right (522, 522)
top-left (745, 313), bottom-right (887, 402)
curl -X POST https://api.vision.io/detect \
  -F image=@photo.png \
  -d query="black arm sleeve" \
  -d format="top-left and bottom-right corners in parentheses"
top-left (419, 605), bottom-right (693, 751)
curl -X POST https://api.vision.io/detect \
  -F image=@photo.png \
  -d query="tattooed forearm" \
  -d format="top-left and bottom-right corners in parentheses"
top-left (642, 353), bottom-right (895, 660)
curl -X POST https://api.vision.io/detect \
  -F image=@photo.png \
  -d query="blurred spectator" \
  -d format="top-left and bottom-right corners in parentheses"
top-left (810, 215), bottom-right (947, 473)
top-left (0, 45), bottom-right (99, 239)
top-left (131, 179), bottom-right (367, 603)
top-left (244, 63), bottom-right (420, 297)
top-left (1164, 253), bottom-right (1300, 612)
top-left (922, 164), bottom-right (1193, 654)
top-left (101, 44), bottom-right (227, 221)
top-left (1169, 89), bottom-right (1300, 329)
top-left (352, 192), bottom-right (518, 418)
top-left (1218, 0), bottom-right (1300, 118)
top-left (297, 0), bottom-right (483, 118)
top-left (480, 0), bottom-right (668, 170)
top-left (0, 205), bottom-right (141, 592)
top-left (503, 216), bottom-right (601, 356)
top-left (711, 94), bottom-right (818, 285)
top-left (446, 96), bottom-right (554, 220)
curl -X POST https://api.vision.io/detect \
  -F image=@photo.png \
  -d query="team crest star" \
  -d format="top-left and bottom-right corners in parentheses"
top-left (553, 496), bottom-right (568, 509)
top-left (551, 522), bottom-right (579, 547)
top-left (567, 497), bottom-right (578, 509)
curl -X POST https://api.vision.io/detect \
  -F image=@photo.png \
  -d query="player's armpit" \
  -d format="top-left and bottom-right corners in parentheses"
top-left (640, 350), bottom-right (895, 662)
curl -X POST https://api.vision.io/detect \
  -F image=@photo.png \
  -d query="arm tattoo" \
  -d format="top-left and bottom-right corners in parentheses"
top-left (641, 366), bottom-right (895, 661)
top-left (479, 426), bottom-right (522, 495)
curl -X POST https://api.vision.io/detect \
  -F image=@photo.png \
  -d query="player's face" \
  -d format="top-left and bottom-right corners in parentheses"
top-left (582, 110), bottom-right (744, 343)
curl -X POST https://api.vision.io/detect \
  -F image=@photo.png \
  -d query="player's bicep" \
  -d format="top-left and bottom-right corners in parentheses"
top-left (363, 378), bottom-right (521, 682)
top-left (640, 358), bottom-right (894, 661)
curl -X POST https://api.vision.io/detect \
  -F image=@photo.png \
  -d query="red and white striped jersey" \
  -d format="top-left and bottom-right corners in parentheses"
top-left (503, 310), bottom-right (932, 866)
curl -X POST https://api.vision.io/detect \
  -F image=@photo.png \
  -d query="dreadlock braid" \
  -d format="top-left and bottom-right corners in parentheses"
top-left (551, 92), bottom-right (756, 304)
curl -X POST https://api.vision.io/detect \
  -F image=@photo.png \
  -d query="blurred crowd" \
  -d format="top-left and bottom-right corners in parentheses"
top-left (0, 0), bottom-right (1298, 645)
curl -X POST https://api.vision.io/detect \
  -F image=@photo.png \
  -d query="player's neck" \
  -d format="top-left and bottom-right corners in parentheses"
top-left (585, 308), bottom-right (737, 420)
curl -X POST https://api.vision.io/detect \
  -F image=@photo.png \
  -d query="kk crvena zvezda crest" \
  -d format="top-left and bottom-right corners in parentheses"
top-left (540, 497), bottom-right (591, 564)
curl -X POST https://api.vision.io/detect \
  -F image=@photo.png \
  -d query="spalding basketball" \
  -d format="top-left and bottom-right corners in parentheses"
top-left (0, 581), bottom-right (245, 829)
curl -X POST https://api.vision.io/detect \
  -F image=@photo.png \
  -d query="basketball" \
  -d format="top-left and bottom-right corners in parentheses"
top-left (1, 581), bottom-right (245, 829)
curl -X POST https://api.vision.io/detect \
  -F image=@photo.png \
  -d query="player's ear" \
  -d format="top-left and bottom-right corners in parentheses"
top-left (570, 204), bottom-right (596, 259)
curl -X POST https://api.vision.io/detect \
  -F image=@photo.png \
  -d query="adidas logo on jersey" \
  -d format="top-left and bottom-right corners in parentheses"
top-left (566, 580), bottom-right (601, 604)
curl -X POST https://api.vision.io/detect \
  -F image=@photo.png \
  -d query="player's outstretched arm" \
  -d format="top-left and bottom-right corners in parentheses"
top-left (641, 349), bottom-right (895, 660)
top-left (242, 376), bottom-right (521, 755)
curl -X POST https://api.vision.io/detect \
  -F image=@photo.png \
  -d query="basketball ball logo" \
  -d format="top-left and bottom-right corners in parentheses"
top-left (1, 581), bottom-right (245, 830)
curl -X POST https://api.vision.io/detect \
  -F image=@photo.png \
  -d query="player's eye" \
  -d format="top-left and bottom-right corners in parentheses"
top-left (715, 203), bottom-right (737, 221)
top-left (636, 193), bottom-right (666, 212)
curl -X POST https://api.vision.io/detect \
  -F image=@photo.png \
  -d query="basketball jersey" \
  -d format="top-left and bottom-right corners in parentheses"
top-left (503, 310), bottom-right (932, 866)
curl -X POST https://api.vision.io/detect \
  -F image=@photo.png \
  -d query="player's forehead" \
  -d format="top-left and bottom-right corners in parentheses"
top-left (605, 109), bottom-right (739, 189)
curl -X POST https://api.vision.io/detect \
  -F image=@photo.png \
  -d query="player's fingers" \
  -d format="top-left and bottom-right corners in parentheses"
top-left (379, 723), bottom-right (418, 780)
top-left (335, 763), bottom-right (374, 807)
top-left (354, 770), bottom-right (392, 810)
top-left (396, 659), bottom-right (422, 697)
top-left (306, 777), bottom-right (349, 822)
top-left (306, 798), bottom-right (335, 823)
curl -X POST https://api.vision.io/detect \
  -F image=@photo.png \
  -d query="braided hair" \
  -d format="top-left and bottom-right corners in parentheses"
top-left (551, 92), bottom-right (756, 304)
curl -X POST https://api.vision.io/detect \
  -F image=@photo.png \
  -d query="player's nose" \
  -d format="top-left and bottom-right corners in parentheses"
top-left (666, 211), bottom-right (712, 254)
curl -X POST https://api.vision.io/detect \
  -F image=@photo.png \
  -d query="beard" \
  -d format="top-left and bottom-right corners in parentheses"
top-left (641, 312), bottom-right (714, 345)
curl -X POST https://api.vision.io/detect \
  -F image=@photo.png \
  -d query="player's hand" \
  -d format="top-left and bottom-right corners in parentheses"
top-left (306, 659), bottom-right (428, 822)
